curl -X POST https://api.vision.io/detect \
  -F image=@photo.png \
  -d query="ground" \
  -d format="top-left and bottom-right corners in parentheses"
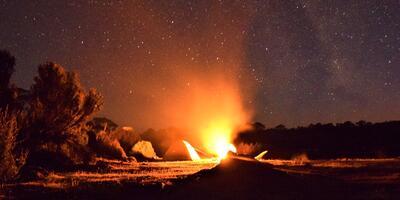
top-left (1, 157), bottom-right (400, 199)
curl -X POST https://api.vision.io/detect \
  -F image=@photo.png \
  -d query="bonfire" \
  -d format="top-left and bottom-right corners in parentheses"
top-left (182, 140), bottom-right (237, 161)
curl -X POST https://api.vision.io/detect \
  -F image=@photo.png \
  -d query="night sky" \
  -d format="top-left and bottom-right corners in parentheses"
top-left (1, 0), bottom-right (400, 129)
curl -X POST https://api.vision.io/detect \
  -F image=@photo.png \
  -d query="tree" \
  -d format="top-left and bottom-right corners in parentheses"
top-left (0, 50), bottom-right (16, 109)
top-left (28, 62), bottom-right (102, 141)
top-left (0, 50), bottom-right (15, 89)
top-left (252, 122), bottom-right (266, 131)
top-left (338, 121), bottom-right (355, 129)
top-left (356, 120), bottom-right (367, 127)
top-left (275, 124), bottom-right (286, 130)
top-left (21, 62), bottom-right (103, 167)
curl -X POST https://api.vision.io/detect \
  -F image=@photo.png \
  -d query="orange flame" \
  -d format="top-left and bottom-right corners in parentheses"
top-left (182, 140), bottom-right (201, 161)
top-left (186, 77), bottom-right (249, 160)
top-left (215, 142), bottom-right (237, 160)
top-left (160, 72), bottom-right (251, 161)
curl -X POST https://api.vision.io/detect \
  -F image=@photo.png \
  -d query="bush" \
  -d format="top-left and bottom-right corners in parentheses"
top-left (0, 109), bottom-right (27, 182)
top-left (87, 117), bottom-right (119, 132)
top-left (90, 131), bottom-right (127, 160)
top-left (110, 127), bottom-right (141, 153)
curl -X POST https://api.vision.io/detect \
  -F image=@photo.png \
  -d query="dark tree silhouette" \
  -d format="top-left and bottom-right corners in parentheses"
top-left (0, 51), bottom-right (26, 182)
top-left (0, 50), bottom-right (17, 109)
top-left (274, 124), bottom-right (286, 130)
top-left (0, 50), bottom-right (15, 89)
top-left (20, 62), bottom-right (103, 168)
top-left (252, 122), bottom-right (266, 131)
top-left (25, 62), bottom-right (102, 143)
top-left (0, 51), bottom-right (107, 179)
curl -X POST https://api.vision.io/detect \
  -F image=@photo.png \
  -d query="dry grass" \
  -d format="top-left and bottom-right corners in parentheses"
top-left (6, 158), bottom-right (218, 189)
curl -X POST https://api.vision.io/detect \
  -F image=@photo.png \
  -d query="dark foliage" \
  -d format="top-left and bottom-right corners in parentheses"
top-left (87, 118), bottom-right (142, 155)
top-left (87, 117), bottom-right (118, 132)
top-left (0, 50), bottom-right (15, 89)
top-left (110, 128), bottom-right (141, 153)
top-left (235, 121), bottom-right (400, 159)
top-left (87, 126), bottom-right (142, 160)
top-left (26, 62), bottom-right (102, 143)
top-left (0, 50), bottom-right (103, 180)
top-left (0, 50), bottom-right (26, 182)
top-left (0, 50), bottom-right (18, 110)
top-left (19, 62), bottom-right (102, 169)
top-left (87, 130), bottom-right (127, 160)
top-left (0, 108), bottom-right (27, 182)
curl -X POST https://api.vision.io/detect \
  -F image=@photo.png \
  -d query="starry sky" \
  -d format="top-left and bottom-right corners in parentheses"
top-left (1, 0), bottom-right (400, 129)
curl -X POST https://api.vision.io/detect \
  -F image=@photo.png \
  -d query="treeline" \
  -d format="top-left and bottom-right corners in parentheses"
top-left (234, 121), bottom-right (400, 160)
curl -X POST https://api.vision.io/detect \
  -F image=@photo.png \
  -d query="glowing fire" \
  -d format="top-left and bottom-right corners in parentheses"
top-left (206, 134), bottom-right (236, 159)
top-left (201, 121), bottom-right (238, 159)
top-left (161, 73), bottom-right (251, 161)
top-left (215, 141), bottom-right (237, 159)
top-left (182, 140), bottom-right (201, 161)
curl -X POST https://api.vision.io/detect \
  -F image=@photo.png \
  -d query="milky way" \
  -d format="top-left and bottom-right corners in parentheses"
top-left (1, 0), bottom-right (400, 128)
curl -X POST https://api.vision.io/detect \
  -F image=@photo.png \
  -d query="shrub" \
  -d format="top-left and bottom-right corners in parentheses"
top-left (110, 127), bottom-right (141, 153)
top-left (91, 131), bottom-right (127, 160)
top-left (0, 109), bottom-right (27, 182)
top-left (87, 117), bottom-right (119, 132)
